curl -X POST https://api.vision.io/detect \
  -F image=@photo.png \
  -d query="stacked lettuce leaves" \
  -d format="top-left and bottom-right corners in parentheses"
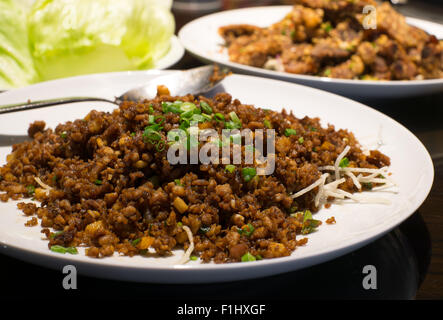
top-left (0, 0), bottom-right (174, 88)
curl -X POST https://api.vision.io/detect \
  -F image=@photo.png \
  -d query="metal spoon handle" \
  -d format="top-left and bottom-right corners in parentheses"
top-left (0, 97), bottom-right (115, 115)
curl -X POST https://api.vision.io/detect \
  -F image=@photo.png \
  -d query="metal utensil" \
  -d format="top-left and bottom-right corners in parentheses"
top-left (0, 65), bottom-right (224, 115)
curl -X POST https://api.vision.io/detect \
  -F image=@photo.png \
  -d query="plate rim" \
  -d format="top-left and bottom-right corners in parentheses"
top-left (0, 71), bottom-right (435, 283)
top-left (178, 5), bottom-right (443, 87)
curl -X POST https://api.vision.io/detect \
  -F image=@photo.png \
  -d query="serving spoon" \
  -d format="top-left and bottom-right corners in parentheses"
top-left (0, 65), bottom-right (226, 115)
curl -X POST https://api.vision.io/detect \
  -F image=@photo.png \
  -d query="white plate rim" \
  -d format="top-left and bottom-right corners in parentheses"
top-left (178, 5), bottom-right (443, 87)
top-left (0, 71), bottom-right (435, 283)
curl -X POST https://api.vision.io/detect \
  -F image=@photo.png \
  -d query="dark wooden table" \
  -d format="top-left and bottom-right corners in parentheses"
top-left (0, 0), bottom-right (442, 301)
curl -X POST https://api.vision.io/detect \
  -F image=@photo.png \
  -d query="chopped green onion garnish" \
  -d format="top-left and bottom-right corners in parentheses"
top-left (27, 185), bottom-right (35, 195)
top-left (162, 101), bottom-right (182, 114)
top-left (225, 121), bottom-right (241, 129)
top-left (190, 114), bottom-right (207, 123)
top-left (50, 231), bottom-right (64, 239)
top-left (174, 179), bottom-right (183, 186)
top-left (363, 182), bottom-right (373, 190)
top-left (225, 164), bottom-right (236, 173)
top-left (60, 131), bottom-right (67, 139)
top-left (156, 140), bottom-right (165, 152)
top-left (143, 127), bottom-right (162, 143)
top-left (225, 111), bottom-right (242, 129)
top-left (298, 137), bottom-right (304, 144)
top-left (263, 119), bottom-right (272, 129)
top-left (301, 210), bottom-right (321, 234)
top-left (177, 222), bottom-right (183, 227)
top-left (180, 102), bottom-right (197, 113)
top-left (214, 113), bottom-right (225, 122)
top-left (190, 255), bottom-right (198, 261)
top-left (201, 113), bottom-right (212, 121)
top-left (303, 210), bottom-right (313, 222)
top-left (180, 110), bottom-right (194, 119)
top-left (238, 223), bottom-right (255, 237)
top-left (284, 128), bottom-right (297, 136)
top-left (130, 132), bottom-right (135, 137)
top-left (229, 111), bottom-right (240, 123)
top-left (323, 22), bottom-right (332, 33)
top-left (241, 252), bottom-right (256, 262)
top-left (50, 245), bottom-right (78, 255)
top-left (94, 179), bottom-right (102, 185)
top-left (200, 101), bottom-right (212, 114)
top-left (132, 238), bottom-right (141, 246)
top-left (241, 167), bottom-right (256, 182)
top-left (339, 157), bottom-right (349, 168)
top-left (199, 226), bottom-right (211, 234)
top-left (324, 69), bottom-right (331, 77)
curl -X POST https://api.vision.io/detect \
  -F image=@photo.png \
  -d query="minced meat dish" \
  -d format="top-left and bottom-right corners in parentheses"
top-left (219, 1), bottom-right (443, 80)
top-left (0, 87), bottom-right (391, 263)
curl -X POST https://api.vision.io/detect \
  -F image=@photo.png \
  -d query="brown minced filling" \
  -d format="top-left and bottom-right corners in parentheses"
top-left (0, 90), bottom-right (389, 263)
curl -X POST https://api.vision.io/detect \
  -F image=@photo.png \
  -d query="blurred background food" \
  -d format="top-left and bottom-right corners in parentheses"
top-left (0, 0), bottom-right (174, 89)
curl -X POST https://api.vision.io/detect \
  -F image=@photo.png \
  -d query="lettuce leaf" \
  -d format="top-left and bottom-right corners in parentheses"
top-left (0, 0), bottom-right (38, 88)
top-left (28, 0), bottom-right (175, 81)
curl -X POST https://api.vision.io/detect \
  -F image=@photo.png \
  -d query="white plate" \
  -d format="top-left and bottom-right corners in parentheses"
top-left (178, 6), bottom-right (443, 99)
top-left (153, 35), bottom-right (185, 70)
top-left (0, 71), bottom-right (434, 283)
top-left (0, 35), bottom-right (184, 92)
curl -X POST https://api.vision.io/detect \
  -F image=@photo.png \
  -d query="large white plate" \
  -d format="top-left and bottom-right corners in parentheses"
top-left (178, 6), bottom-right (443, 99)
top-left (0, 35), bottom-right (184, 92)
top-left (0, 71), bottom-right (434, 283)
top-left (153, 35), bottom-right (185, 70)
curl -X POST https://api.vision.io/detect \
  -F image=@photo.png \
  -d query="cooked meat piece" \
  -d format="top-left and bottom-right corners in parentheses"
top-left (294, 0), bottom-right (376, 13)
top-left (311, 38), bottom-right (350, 60)
top-left (376, 2), bottom-right (429, 48)
top-left (281, 44), bottom-right (319, 74)
top-left (227, 33), bottom-right (291, 67)
top-left (270, 5), bottom-right (324, 42)
top-left (219, 24), bottom-right (262, 45)
top-left (327, 55), bottom-right (365, 79)
top-left (27, 121), bottom-right (46, 138)
top-left (371, 56), bottom-right (392, 80)
top-left (329, 20), bottom-right (363, 50)
top-left (420, 37), bottom-right (443, 79)
top-left (391, 60), bottom-right (417, 80)
top-left (357, 41), bottom-right (377, 65)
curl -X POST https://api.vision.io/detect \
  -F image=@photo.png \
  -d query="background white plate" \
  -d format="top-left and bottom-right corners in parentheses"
top-left (153, 35), bottom-right (185, 70)
top-left (0, 35), bottom-right (184, 92)
top-left (178, 6), bottom-right (443, 99)
top-left (0, 72), bottom-right (434, 283)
